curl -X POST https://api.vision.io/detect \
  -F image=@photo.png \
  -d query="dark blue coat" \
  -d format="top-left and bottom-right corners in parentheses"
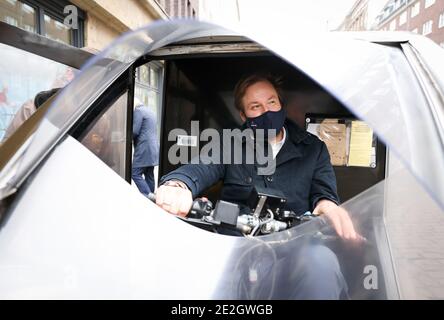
top-left (133, 105), bottom-right (159, 168)
top-left (160, 119), bottom-right (339, 214)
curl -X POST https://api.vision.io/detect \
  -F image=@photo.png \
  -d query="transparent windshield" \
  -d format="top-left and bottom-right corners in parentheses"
top-left (237, 28), bottom-right (444, 209)
top-left (6, 20), bottom-right (444, 299)
top-left (211, 151), bottom-right (443, 299)
top-left (0, 43), bottom-right (77, 143)
top-left (13, 20), bottom-right (237, 188)
top-left (11, 20), bottom-right (443, 209)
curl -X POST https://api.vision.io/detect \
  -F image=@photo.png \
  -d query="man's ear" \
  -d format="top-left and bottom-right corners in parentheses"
top-left (239, 110), bottom-right (246, 122)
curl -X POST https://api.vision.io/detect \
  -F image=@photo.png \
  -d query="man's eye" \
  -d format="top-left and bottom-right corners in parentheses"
top-left (251, 105), bottom-right (259, 109)
top-left (269, 100), bottom-right (276, 105)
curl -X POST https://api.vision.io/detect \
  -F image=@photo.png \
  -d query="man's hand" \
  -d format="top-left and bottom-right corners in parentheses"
top-left (155, 183), bottom-right (193, 217)
top-left (313, 199), bottom-right (364, 242)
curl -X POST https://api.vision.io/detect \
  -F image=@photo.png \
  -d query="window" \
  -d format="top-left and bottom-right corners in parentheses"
top-left (0, 0), bottom-right (36, 32)
top-left (5, 15), bottom-right (18, 26)
top-left (164, 0), bottom-right (171, 16)
top-left (134, 62), bottom-right (163, 186)
top-left (173, 0), bottom-right (179, 17)
top-left (399, 11), bottom-right (407, 25)
top-left (422, 20), bottom-right (433, 35)
top-left (179, 0), bottom-right (187, 17)
top-left (136, 65), bottom-right (160, 110)
top-left (44, 14), bottom-right (71, 44)
top-left (0, 43), bottom-right (77, 141)
top-left (439, 12), bottom-right (444, 28)
top-left (425, 0), bottom-right (435, 9)
top-left (411, 1), bottom-right (420, 18)
top-left (80, 92), bottom-right (129, 178)
top-left (135, 62), bottom-right (163, 134)
top-left (390, 19), bottom-right (396, 31)
top-left (0, 0), bottom-right (84, 47)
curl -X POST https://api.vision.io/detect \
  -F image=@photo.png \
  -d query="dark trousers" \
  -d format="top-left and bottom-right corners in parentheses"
top-left (132, 166), bottom-right (155, 195)
top-left (269, 244), bottom-right (348, 299)
top-left (216, 241), bottom-right (348, 300)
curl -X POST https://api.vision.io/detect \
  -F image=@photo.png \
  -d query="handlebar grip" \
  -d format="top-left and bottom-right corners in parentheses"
top-left (147, 192), bottom-right (156, 203)
top-left (147, 192), bottom-right (212, 218)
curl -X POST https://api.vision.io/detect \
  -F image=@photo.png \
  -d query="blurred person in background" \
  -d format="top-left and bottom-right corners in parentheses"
top-left (2, 65), bottom-right (76, 142)
top-left (3, 87), bottom-right (61, 141)
top-left (132, 97), bottom-right (159, 196)
top-left (81, 112), bottom-right (115, 168)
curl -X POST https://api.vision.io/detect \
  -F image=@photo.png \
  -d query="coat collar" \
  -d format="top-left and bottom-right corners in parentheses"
top-left (284, 118), bottom-right (311, 145)
top-left (239, 118), bottom-right (313, 167)
top-left (275, 119), bottom-right (307, 166)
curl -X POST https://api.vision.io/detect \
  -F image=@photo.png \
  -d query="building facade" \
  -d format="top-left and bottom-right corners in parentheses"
top-left (337, 0), bottom-right (388, 31)
top-left (337, 0), bottom-right (368, 31)
top-left (0, 0), bottom-right (171, 50)
top-left (159, 0), bottom-right (199, 18)
top-left (0, 0), bottom-right (201, 141)
top-left (374, 0), bottom-right (444, 47)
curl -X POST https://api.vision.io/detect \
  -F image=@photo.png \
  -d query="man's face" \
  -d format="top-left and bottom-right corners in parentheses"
top-left (240, 80), bottom-right (282, 121)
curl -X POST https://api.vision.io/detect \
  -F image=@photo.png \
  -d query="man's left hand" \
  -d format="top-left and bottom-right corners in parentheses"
top-left (313, 199), bottom-right (365, 242)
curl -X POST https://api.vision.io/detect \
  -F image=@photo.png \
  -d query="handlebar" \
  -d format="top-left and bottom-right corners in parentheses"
top-left (147, 192), bottom-right (365, 242)
top-left (147, 192), bottom-right (315, 236)
top-left (147, 192), bottom-right (213, 218)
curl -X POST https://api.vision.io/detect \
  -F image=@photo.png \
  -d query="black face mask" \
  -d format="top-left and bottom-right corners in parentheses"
top-left (245, 108), bottom-right (286, 137)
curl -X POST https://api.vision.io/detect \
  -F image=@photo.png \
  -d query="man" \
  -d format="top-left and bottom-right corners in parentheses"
top-left (156, 73), bottom-right (361, 299)
top-left (157, 74), bottom-right (358, 238)
top-left (132, 98), bottom-right (160, 195)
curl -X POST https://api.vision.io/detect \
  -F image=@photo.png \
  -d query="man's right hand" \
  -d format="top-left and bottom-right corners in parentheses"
top-left (155, 183), bottom-right (193, 217)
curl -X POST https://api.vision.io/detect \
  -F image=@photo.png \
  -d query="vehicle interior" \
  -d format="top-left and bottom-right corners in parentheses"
top-left (157, 54), bottom-right (387, 204)
top-left (149, 51), bottom-right (389, 299)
